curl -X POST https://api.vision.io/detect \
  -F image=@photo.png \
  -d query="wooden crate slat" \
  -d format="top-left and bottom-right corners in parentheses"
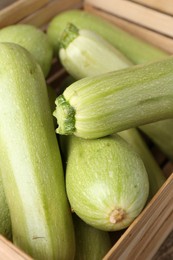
top-left (131, 0), bottom-right (173, 15)
top-left (103, 173), bottom-right (173, 259)
top-left (0, 0), bottom-right (52, 28)
top-left (19, 0), bottom-right (83, 28)
top-left (85, 0), bottom-right (173, 38)
top-left (84, 3), bottom-right (173, 54)
top-left (138, 210), bottom-right (173, 259)
top-left (0, 236), bottom-right (33, 260)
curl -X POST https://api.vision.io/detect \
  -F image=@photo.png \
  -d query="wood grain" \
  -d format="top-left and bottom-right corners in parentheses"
top-left (0, 236), bottom-right (32, 260)
top-left (0, 0), bottom-right (51, 28)
top-left (84, 3), bottom-right (173, 54)
top-left (19, 0), bottom-right (83, 28)
top-left (131, 0), bottom-right (173, 15)
top-left (85, 0), bottom-right (173, 38)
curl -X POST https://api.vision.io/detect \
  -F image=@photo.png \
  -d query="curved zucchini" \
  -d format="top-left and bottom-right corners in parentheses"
top-left (65, 134), bottom-right (149, 231)
top-left (0, 24), bottom-right (53, 77)
top-left (0, 43), bottom-right (75, 259)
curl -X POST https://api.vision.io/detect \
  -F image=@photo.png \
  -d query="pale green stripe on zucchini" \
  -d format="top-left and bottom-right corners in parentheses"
top-left (54, 56), bottom-right (173, 139)
top-left (0, 43), bottom-right (75, 259)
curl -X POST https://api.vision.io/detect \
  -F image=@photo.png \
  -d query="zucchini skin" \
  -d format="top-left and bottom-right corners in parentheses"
top-left (0, 43), bottom-right (75, 259)
top-left (59, 23), bottom-right (131, 79)
top-left (54, 56), bottom-right (173, 139)
top-left (65, 135), bottom-right (149, 231)
top-left (73, 214), bottom-right (111, 260)
top-left (0, 24), bottom-right (53, 77)
top-left (0, 175), bottom-right (12, 240)
top-left (118, 129), bottom-right (165, 199)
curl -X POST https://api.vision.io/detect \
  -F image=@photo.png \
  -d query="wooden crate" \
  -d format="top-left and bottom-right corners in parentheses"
top-left (0, 0), bottom-right (173, 259)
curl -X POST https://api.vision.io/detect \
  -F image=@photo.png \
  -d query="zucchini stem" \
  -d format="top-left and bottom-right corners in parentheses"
top-left (109, 208), bottom-right (125, 224)
top-left (59, 23), bottom-right (79, 49)
top-left (53, 94), bottom-right (76, 135)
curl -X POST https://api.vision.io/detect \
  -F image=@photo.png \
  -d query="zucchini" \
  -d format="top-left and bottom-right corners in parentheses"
top-left (139, 120), bottom-right (173, 160)
top-left (0, 175), bottom-right (11, 240)
top-left (118, 129), bottom-right (165, 199)
top-left (0, 24), bottom-right (53, 77)
top-left (57, 24), bottom-right (165, 198)
top-left (59, 23), bottom-right (131, 79)
top-left (65, 134), bottom-right (149, 231)
top-left (0, 43), bottom-right (75, 259)
top-left (47, 9), bottom-right (173, 160)
top-left (73, 214), bottom-right (111, 260)
top-left (53, 56), bottom-right (173, 139)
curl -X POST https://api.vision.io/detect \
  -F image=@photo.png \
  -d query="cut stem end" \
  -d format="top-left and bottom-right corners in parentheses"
top-left (53, 94), bottom-right (76, 135)
top-left (109, 208), bottom-right (126, 224)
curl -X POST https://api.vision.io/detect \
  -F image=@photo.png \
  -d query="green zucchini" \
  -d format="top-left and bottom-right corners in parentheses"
top-left (65, 134), bottom-right (149, 231)
top-left (53, 56), bottom-right (173, 139)
top-left (59, 23), bottom-right (131, 79)
top-left (118, 129), bottom-right (165, 199)
top-left (0, 43), bottom-right (75, 259)
top-left (139, 120), bottom-right (173, 161)
top-left (73, 214), bottom-right (111, 260)
top-left (57, 24), bottom-right (165, 198)
top-left (0, 24), bottom-right (53, 77)
top-left (47, 9), bottom-right (173, 161)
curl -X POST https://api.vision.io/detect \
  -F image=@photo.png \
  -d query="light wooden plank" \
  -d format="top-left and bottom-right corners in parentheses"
top-left (103, 173), bottom-right (173, 259)
top-left (0, 0), bottom-right (51, 28)
top-left (0, 236), bottom-right (32, 260)
top-left (19, 0), bottom-right (83, 28)
top-left (85, 0), bottom-right (173, 38)
top-left (131, 0), bottom-right (173, 15)
top-left (84, 4), bottom-right (173, 54)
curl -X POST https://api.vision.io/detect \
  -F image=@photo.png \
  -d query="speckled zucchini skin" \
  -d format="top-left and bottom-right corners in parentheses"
top-left (0, 43), bottom-right (75, 259)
